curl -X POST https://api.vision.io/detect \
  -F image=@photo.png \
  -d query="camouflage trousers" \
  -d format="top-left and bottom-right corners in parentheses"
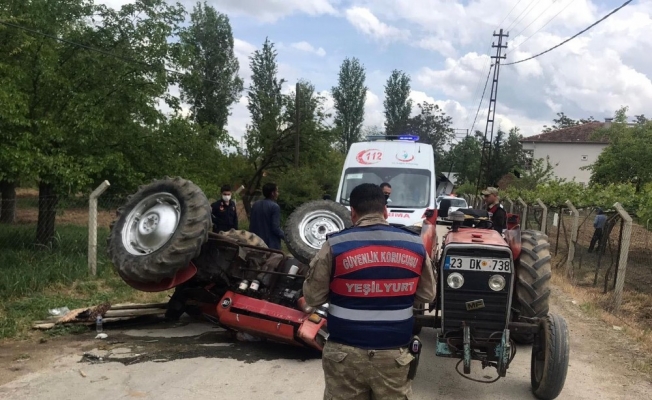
top-left (321, 340), bottom-right (415, 400)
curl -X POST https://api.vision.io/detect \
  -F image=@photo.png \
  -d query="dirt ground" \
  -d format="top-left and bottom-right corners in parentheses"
top-left (0, 285), bottom-right (650, 400)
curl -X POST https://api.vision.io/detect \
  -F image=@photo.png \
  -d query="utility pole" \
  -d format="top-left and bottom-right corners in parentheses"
top-left (295, 82), bottom-right (301, 168)
top-left (476, 29), bottom-right (508, 194)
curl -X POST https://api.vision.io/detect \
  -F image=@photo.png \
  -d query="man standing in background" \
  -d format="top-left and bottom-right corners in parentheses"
top-left (249, 183), bottom-right (285, 250)
top-left (211, 185), bottom-right (238, 233)
top-left (588, 208), bottom-right (608, 253)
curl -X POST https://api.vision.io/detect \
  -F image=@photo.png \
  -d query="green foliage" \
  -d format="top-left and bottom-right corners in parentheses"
top-left (407, 102), bottom-right (454, 156)
top-left (332, 57), bottom-right (367, 153)
top-left (383, 69), bottom-right (412, 135)
top-left (588, 107), bottom-right (652, 192)
top-left (176, 1), bottom-right (243, 137)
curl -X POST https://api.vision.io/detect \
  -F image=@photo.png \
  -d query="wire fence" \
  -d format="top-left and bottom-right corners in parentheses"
top-left (2, 187), bottom-right (651, 331)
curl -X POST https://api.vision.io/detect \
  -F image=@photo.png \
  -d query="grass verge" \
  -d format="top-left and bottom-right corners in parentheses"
top-left (0, 224), bottom-right (169, 340)
top-left (551, 267), bottom-right (652, 375)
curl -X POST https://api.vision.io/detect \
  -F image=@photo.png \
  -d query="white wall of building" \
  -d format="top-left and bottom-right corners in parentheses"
top-left (521, 142), bottom-right (607, 184)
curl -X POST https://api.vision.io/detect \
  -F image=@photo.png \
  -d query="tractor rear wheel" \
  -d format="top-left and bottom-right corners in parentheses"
top-left (107, 177), bottom-right (211, 284)
top-left (513, 230), bottom-right (552, 344)
top-left (531, 313), bottom-right (570, 399)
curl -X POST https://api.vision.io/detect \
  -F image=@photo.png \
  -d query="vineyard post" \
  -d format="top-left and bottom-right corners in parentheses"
top-left (536, 198), bottom-right (547, 234)
top-left (517, 197), bottom-right (527, 230)
top-left (612, 202), bottom-right (632, 313)
top-left (505, 196), bottom-right (514, 213)
top-left (565, 200), bottom-right (579, 277)
top-left (89, 180), bottom-right (111, 276)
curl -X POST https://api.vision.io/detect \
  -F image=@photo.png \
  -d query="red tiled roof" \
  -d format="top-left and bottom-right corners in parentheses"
top-left (520, 122), bottom-right (610, 144)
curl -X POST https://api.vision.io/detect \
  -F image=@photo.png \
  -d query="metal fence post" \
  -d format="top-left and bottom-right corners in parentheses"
top-left (536, 198), bottom-right (548, 234)
top-left (505, 196), bottom-right (514, 214)
top-left (89, 180), bottom-right (111, 276)
top-left (565, 200), bottom-right (579, 277)
top-left (517, 197), bottom-right (527, 229)
top-left (612, 202), bottom-right (632, 313)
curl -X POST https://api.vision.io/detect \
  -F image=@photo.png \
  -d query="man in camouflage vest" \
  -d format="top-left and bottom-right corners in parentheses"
top-left (303, 183), bottom-right (436, 399)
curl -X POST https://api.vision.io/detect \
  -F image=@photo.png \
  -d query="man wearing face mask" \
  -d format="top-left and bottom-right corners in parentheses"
top-left (380, 182), bottom-right (392, 204)
top-left (211, 185), bottom-right (238, 233)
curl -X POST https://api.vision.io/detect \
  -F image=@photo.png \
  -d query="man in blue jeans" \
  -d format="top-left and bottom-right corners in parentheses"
top-left (249, 182), bottom-right (285, 250)
top-left (588, 208), bottom-right (608, 253)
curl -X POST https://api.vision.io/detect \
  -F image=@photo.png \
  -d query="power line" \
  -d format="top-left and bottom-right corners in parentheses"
top-left (508, 0), bottom-right (544, 33)
top-left (469, 64), bottom-right (494, 135)
top-left (506, 0), bottom-right (538, 31)
top-left (512, 0), bottom-right (565, 40)
top-left (510, 0), bottom-right (577, 53)
top-left (497, 0), bottom-right (526, 28)
top-left (0, 19), bottom-right (224, 86)
top-left (505, 0), bottom-right (631, 65)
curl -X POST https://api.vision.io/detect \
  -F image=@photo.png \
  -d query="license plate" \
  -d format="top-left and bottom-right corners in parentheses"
top-left (466, 299), bottom-right (485, 311)
top-left (444, 256), bottom-right (512, 272)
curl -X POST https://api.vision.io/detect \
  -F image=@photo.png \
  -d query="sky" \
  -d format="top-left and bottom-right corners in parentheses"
top-left (98, 0), bottom-right (652, 144)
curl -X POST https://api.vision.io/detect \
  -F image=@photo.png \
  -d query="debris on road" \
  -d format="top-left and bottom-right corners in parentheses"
top-left (95, 333), bottom-right (108, 340)
top-left (32, 302), bottom-right (168, 330)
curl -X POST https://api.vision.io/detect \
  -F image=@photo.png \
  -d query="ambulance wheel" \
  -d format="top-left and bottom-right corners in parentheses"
top-left (284, 200), bottom-right (352, 264)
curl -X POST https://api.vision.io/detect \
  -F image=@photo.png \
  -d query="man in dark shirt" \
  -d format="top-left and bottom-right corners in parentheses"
top-left (211, 185), bottom-right (238, 233)
top-left (482, 187), bottom-right (507, 233)
top-left (249, 183), bottom-right (285, 250)
top-left (588, 208), bottom-right (608, 253)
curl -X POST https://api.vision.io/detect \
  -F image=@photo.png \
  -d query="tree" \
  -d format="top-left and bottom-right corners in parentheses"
top-left (488, 127), bottom-right (526, 185)
top-left (589, 107), bottom-right (652, 192)
top-left (176, 2), bottom-right (243, 139)
top-left (2, 0), bottom-right (186, 244)
top-left (332, 57), bottom-right (367, 153)
top-left (243, 38), bottom-right (291, 214)
top-left (284, 80), bottom-right (337, 166)
top-left (383, 70), bottom-right (412, 135)
top-left (440, 134), bottom-right (483, 185)
top-left (541, 112), bottom-right (596, 132)
top-left (407, 101), bottom-right (454, 156)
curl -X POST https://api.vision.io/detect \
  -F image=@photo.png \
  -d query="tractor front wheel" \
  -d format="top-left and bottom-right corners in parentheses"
top-left (513, 230), bottom-right (552, 344)
top-left (531, 313), bottom-right (570, 400)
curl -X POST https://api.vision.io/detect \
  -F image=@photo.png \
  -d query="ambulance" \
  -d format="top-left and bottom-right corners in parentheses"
top-left (335, 135), bottom-right (436, 227)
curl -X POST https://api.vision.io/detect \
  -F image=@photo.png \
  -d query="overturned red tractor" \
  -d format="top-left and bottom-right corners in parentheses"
top-left (108, 177), bottom-right (569, 400)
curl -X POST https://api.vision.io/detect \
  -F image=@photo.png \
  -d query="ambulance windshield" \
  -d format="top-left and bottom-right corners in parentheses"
top-left (339, 167), bottom-right (431, 208)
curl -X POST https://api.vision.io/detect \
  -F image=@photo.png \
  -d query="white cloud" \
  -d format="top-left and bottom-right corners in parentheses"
top-left (206, 0), bottom-right (337, 23)
top-left (416, 52), bottom-right (491, 101)
top-left (345, 7), bottom-right (410, 42)
top-left (290, 41), bottom-right (327, 57)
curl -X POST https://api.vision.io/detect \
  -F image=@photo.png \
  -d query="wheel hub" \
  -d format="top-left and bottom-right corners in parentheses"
top-left (122, 193), bottom-right (181, 256)
top-left (299, 211), bottom-right (346, 250)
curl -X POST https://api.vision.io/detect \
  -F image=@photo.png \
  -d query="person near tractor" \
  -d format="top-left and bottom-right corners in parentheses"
top-left (302, 183), bottom-right (436, 400)
top-left (248, 182), bottom-right (285, 250)
top-left (482, 187), bottom-right (507, 233)
top-left (211, 185), bottom-right (238, 233)
top-left (380, 182), bottom-right (392, 203)
top-left (588, 208), bottom-right (608, 253)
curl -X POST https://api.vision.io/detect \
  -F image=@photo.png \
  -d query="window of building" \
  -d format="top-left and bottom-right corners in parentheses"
top-left (523, 150), bottom-right (534, 170)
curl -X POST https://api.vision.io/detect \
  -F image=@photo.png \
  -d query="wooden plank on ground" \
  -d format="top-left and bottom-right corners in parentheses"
top-left (109, 302), bottom-right (168, 311)
top-left (104, 308), bottom-right (166, 318)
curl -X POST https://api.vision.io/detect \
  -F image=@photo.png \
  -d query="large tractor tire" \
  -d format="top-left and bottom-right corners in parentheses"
top-left (513, 230), bottom-right (552, 344)
top-left (284, 200), bottom-right (352, 265)
top-left (107, 177), bottom-right (211, 284)
top-left (531, 313), bottom-right (570, 400)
